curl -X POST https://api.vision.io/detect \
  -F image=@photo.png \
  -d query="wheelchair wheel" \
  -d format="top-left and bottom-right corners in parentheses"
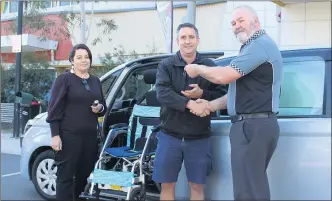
top-left (155, 182), bottom-right (161, 193)
top-left (84, 182), bottom-right (100, 198)
top-left (128, 186), bottom-right (146, 201)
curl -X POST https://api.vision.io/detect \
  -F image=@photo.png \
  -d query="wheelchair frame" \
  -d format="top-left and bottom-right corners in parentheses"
top-left (81, 123), bottom-right (160, 201)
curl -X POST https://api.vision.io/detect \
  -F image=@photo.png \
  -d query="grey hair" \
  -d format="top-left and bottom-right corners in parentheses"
top-left (176, 23), bottom-right (200, 39)
top-left (233, 5), bottom-right (259, 21)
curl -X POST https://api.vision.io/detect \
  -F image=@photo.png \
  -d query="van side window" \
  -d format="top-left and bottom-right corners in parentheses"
top-left (278, 56), bottom-right (326, 116)
top-left (112, 68), bottom-right (154, 110)
top-left (101, 69), bottom-right (122, 98)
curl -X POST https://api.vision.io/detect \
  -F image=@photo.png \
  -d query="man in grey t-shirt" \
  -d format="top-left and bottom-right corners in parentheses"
top-left (184, 5), bottom-right (283, 201)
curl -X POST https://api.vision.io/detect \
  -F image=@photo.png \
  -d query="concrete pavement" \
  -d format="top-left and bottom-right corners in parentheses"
top-left (1, 129), bottom-right (21, 155)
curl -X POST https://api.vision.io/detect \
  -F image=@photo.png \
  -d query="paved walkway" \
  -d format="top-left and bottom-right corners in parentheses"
top-left (1, 129), bottom-right (21, 155)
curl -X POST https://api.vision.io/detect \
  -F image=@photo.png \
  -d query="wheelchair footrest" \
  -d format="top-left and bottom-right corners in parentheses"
top-left (88, 169), bottom-right (134, 187)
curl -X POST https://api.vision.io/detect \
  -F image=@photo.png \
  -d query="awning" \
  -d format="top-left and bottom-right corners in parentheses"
top-left (0, 34), bottom-right (58, 53)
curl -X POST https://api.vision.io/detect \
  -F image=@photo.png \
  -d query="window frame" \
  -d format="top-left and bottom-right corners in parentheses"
top-left (42, 1), bottom-right (51, 8)
top-left (324, 60), bottom-right (331, 118)
top-left (59, 1), bottom-right (78, 6)
top-left (59, 1), bottom-right (71, 6)
top-left (9, 1), bottom-right (18, 13)
top-left (1, 1), bottom-right (9, 14)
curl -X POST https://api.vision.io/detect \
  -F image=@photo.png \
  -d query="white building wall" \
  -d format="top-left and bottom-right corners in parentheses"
top-left (46, 0), bottom-right (332, 63)
top-left (70, 2), bottom-right (227, 60)
top-left (1, 1), bottom-right (331, 64)
top-left (279, 1), bottom-right (331, 49)
top-left (221, 1), bottom-right (331, 53)
top-left (221, 1), bottom-right (279, 53)
top-left (194, 3), bottom-right (226, 52)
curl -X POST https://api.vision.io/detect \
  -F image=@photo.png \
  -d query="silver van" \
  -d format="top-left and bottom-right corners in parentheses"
top-left (20, 47), bottom-right (331, 200)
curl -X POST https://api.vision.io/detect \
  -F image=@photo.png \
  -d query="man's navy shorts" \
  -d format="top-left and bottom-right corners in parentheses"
top-left (152, 131), bottom-right (212, 184)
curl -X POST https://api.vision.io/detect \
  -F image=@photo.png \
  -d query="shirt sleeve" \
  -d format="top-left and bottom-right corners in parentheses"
top-left (155, 60), bottom-right (190, 112)
top-left (230, 41), bottom-right (268, 76)
top-left (46, 74), bottom-right (68, 137)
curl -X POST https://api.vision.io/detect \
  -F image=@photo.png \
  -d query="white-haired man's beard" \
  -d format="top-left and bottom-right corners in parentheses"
top-left (236, 32), bottom-right (250, 44)
top-left (234, 22), bottom-right (256, 44)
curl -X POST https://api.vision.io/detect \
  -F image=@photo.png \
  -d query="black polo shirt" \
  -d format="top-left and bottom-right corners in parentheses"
top-left (227, 30), bottom-right (283, 116)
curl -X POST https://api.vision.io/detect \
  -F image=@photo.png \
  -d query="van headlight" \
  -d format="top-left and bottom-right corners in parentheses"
top-left (20, 112), bottom-right (47, 138)
top-left (24, 123), bottom-right (32, 134)
top-left (21, 119), bottom-right (33, 138)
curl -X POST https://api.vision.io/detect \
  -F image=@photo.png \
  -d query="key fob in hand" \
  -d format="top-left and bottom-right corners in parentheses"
top-left (92, 100), bottom-right (99, 107)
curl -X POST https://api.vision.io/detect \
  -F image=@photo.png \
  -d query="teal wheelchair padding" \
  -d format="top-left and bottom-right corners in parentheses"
top-left (89, 168), bottom-right (134, 187)
top-left (126, 105), bottom-right (160, 148)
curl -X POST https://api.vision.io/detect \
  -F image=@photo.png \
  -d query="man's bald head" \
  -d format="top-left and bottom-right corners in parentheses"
top-left (231, 5), bottom-right (261, 44)
top-left (233, 5), bottom-right (259, 22)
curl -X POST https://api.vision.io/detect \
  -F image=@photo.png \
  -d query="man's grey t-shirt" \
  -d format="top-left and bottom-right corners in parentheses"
top-left (227, 30), bottom-right (283, 116)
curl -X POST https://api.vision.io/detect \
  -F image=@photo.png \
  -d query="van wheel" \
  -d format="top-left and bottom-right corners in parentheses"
top-left (31, 150), bottom-right (57, 200)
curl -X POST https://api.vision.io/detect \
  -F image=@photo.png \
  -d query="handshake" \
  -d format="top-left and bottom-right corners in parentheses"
top-left (187, 99), bottom-right (216, 117)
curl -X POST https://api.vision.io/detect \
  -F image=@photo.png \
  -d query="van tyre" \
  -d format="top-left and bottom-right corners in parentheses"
top-left (31, 149), bottom-right (57, 201)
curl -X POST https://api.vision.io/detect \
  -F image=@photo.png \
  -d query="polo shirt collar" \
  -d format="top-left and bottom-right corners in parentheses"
top-left (174, 50), bottom-right (201, 66)
top-left (240, 29), bottom-right (266, 50)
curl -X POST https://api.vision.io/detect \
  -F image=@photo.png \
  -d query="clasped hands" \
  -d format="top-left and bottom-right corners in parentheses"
top-left (181, 64), bottom-right (215, 117)
top-left (187, 99), bottom-right (215, 117)
top-left (181, 83), bottom-right (214, 117)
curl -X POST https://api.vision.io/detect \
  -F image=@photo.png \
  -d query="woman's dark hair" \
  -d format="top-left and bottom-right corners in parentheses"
top-left (69, 44), bottom-right (93, 65)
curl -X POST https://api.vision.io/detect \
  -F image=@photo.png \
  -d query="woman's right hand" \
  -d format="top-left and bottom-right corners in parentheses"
top-left (51, 135), bottom-right (62, 151)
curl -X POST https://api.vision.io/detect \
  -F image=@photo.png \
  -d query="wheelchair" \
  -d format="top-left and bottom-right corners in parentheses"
top-left (80, 69), bottom-right (161, 201)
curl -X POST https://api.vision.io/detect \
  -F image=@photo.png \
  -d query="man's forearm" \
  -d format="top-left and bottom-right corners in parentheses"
top-left (156, 85), bottom-right (190, 112)
top-left (210, 94), bottom-right (227, 111)
top-left (196, 65), bottom-right (241, 85)
top-left (197, 65), bottom-right (225, 84)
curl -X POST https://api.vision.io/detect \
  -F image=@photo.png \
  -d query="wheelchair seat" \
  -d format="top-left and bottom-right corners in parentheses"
top-left (105, 146), bottom-right (138, 157)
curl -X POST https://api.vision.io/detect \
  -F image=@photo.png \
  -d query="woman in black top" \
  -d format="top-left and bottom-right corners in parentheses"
top-left (46, 44), bottom-right (107, 201)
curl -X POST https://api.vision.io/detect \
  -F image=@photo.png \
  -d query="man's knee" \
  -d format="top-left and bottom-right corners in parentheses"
top-left (161, 183), bottom-right (176, 191)
top-left (189, 182), bottom-right (204, 193)
top-left (189, 182), bottom-right (205, 200)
